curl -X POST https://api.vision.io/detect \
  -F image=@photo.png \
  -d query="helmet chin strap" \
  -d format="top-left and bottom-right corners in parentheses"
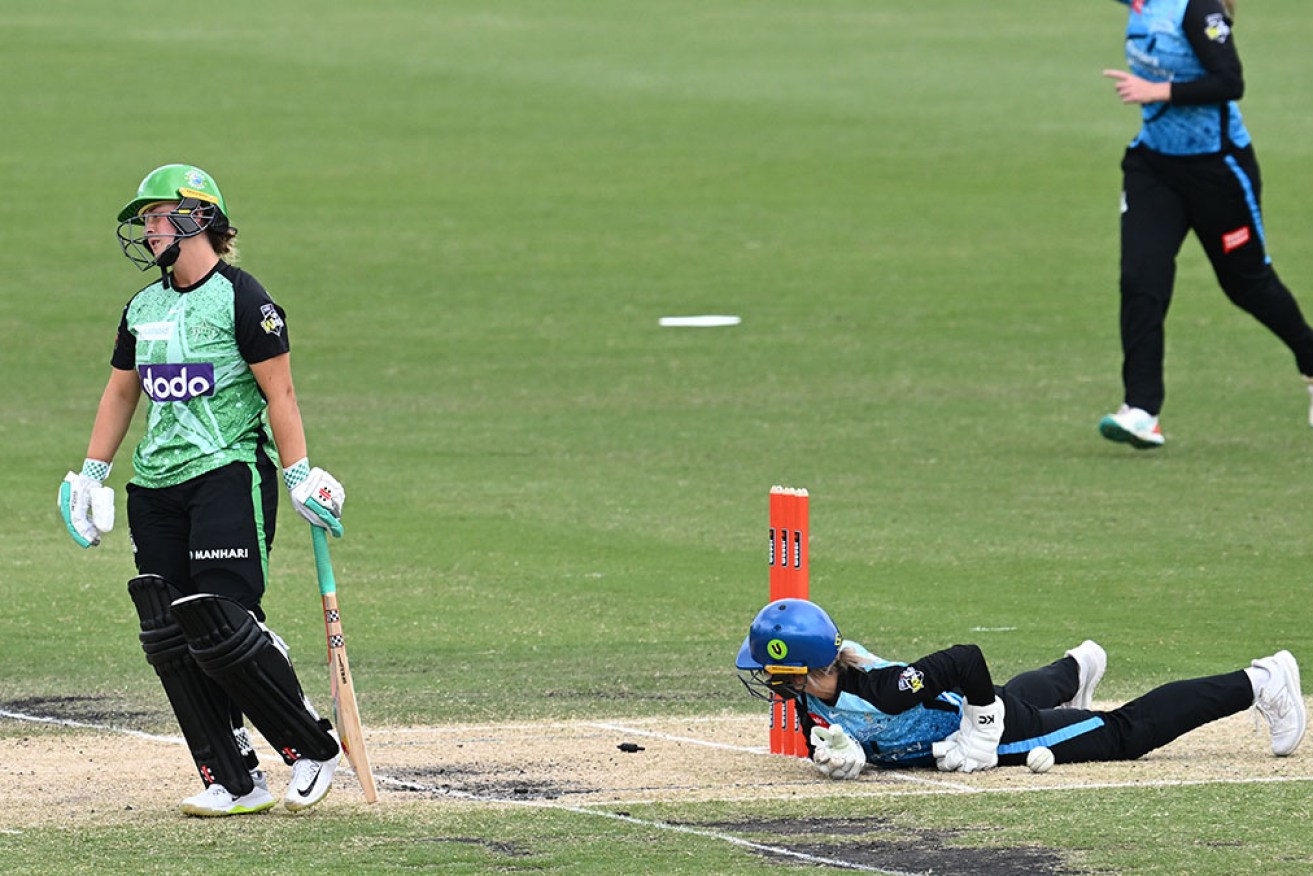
top-left (154, 240), bottom-right (181, 290)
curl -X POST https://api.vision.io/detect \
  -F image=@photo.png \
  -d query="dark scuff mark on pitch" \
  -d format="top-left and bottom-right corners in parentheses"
top-left (388, 763), bottom-right (596, 801)
top-left (694, 816), bottom-right (1079, 876)
top-left (1, 695), bottom-right (159, 728)
top-left (368, 836), bottom-right (531, 857)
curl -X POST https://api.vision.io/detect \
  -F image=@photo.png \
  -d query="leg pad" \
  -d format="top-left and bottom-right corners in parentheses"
top-left (171, 593), bottom-right (339, 763)
top-left (128, 575), bottom-right (254, 794)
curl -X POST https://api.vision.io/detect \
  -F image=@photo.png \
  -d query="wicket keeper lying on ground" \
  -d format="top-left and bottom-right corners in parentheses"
top-left (58, 164), bottom-right (346, 816)
top-left (737, 599), bottom-right (1305, 777)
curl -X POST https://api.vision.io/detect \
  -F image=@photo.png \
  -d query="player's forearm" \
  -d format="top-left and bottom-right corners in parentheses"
top-left (85, 369), bottom-right (141, 464)
top-left (249, 354), bottom-right (310, 467)
top-left (265, 389), bottom-right (309, 468)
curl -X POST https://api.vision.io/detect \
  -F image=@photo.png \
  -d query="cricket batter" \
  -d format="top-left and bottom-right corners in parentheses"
top-left (59, 164), bottom-right (345, 816)
top-left (737, 599), bottom-right (1304, 777)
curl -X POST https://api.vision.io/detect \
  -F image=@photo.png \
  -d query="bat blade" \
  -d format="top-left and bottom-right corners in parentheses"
top-left (312, 527), bottom-right (379, 803)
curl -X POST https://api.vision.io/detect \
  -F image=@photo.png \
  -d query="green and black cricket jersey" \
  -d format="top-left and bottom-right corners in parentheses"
top-left (111, 261), bottom-right (289, 488)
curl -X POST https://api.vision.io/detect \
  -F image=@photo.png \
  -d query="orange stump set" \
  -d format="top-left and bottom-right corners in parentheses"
top-left (768, 486), bottom-right (809, 757)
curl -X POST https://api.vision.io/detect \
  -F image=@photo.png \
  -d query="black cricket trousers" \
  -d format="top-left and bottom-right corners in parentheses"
top-left (993, 654), bottom-right (1252, 765)
top-left (1118, 143), bottom-right (1313, 415)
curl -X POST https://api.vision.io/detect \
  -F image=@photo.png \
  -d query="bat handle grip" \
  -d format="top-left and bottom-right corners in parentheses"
top-left (311, 525), bottom-right (337, 596)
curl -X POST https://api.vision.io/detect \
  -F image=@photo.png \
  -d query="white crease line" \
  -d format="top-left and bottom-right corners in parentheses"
top-left (373, 775), bottom-right (912, 874)
top-left (0, 709), bottom-right (184, 744)
top-left (587, 723), bottom-right (979, 789)
top-left (587, 721), bottom-right (766, 753)
top-left (874, 771), bottom-right (980, 791)
top-left (0, 708), bottom-right (360, 779)
top-left (367, 714), bottom-right (765, 738)
top-left (567, 773), bottom-right (1313, 808)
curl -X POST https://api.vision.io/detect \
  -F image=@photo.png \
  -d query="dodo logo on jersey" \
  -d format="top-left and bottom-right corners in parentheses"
top-left (138, 363), bottom-right (216, 402)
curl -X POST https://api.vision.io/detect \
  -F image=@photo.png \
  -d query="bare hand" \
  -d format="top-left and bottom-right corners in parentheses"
top-left (1102, 69), bottom-right (1171, 105)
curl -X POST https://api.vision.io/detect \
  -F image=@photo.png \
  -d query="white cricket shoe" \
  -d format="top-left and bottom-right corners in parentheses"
top-left (1061, 640), bottom-right (1107, 710)
top-left (1252, 650), bottom-right (1306, 757)
top-left (284, 736), bottom-right (341, 812)
top-left (1099, 405), bottom-right (1164, 449)
top-left (180, 775), bottom-right (276, 817)
top-left (1303, 377), bottom-right (1313, 427)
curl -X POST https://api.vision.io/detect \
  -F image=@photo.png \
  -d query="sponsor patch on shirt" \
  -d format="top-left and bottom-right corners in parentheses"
top-left (138, 363), bottom-right (216, 402)
top-left (135, 320), bottom-right (174, 342)
top-left (898, 666), bottom-right (925, 693)
top-left (1222, 226), bottom-right (1251, 254)
top-left (1204, 13), bottom-right (1231, 44)
top-left (260, 303), bottom-right (284, 336)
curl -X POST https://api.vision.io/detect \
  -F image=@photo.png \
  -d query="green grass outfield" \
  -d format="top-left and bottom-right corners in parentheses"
top-left (3, 1), bottom-right (1313, 872)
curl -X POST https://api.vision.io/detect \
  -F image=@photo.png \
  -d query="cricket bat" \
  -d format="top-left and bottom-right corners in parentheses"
top-left (311, 526), bottom-right (379, 803)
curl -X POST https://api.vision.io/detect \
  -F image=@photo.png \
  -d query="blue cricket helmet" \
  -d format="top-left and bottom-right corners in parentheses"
top-left (736, 598), bottom-right (843, 674)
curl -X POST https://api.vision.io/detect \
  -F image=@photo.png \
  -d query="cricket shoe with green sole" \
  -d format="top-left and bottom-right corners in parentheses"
top-left (1098, 405), bottom-right (1164, 449)
top-left (180, 770), bottom-right (275, 817)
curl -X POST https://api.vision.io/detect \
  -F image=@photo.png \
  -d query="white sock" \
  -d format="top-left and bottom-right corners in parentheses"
top-left (1245, 665), bottom-right (1271, 699)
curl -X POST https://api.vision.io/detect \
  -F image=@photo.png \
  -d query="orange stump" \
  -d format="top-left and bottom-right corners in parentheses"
top-left (768, 486), bottom-right (809, 757)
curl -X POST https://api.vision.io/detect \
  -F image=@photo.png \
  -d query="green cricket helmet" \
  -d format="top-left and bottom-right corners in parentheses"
top-left (115, 164), bottom-right (233, 271)
top-left (117, 164), bottom-right (228, 222)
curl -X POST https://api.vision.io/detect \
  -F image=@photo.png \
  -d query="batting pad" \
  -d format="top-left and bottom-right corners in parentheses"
top-left (128, 575), bottom-right (255, 795)
top-left (171, 593), bottom-right (339, 763)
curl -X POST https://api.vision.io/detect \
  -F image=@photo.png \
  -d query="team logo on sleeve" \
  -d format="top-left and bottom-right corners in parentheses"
top-left (260, 303), bottom-right (285, 336)
top-left (1204, 13), bottom-right (1231, 44)
top-left (898, 666), bottom-right (925, 693)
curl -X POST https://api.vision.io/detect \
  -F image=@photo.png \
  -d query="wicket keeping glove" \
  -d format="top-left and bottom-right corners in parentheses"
top-left (283, 458), bottom-right (345, 537)
top-left (59, 459), bottom-right (115, 548)
top-left (810, 725), bottom-right (865, 780)
top-left (932, 697), bottom-right (1005, 773)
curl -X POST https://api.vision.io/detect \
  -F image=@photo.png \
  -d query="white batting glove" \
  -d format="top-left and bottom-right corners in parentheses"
top-left (810, 725), bottom-right (865, 780)
top-left (283, 458), bottom-right (345, 537)
top-left (58, 459), bottom-right (115, 548)
top-left (933, 697), bottom-right (1005, 773)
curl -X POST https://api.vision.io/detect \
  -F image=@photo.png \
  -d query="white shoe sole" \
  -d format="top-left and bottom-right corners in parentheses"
top-left (1098, 416), bottom-right (1164, 449)
top-left (181, 789), bottom-right (276, 817)
top-left (1062, 641), bottom-right (1107, 710)
top-left (284, 757), bottom-right (339, 812)
top-left (1266, 650), bottom-right (1306, 757)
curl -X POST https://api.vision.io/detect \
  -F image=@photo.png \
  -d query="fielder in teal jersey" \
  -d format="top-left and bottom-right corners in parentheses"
top-left (738, 600), bottom-right (1304, 778)
top-left (59, 164), bottom-right (348, 817)
top-left (1097, 0), bottom-right (1313, 449)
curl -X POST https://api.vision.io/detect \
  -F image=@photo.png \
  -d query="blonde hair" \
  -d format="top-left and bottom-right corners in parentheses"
top-left (207, 226), bottom-right (240, 265)
top-left (1222, 0), bottom-right (1235, 18)
top-left (806, 643), bottom-right (874, 683)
